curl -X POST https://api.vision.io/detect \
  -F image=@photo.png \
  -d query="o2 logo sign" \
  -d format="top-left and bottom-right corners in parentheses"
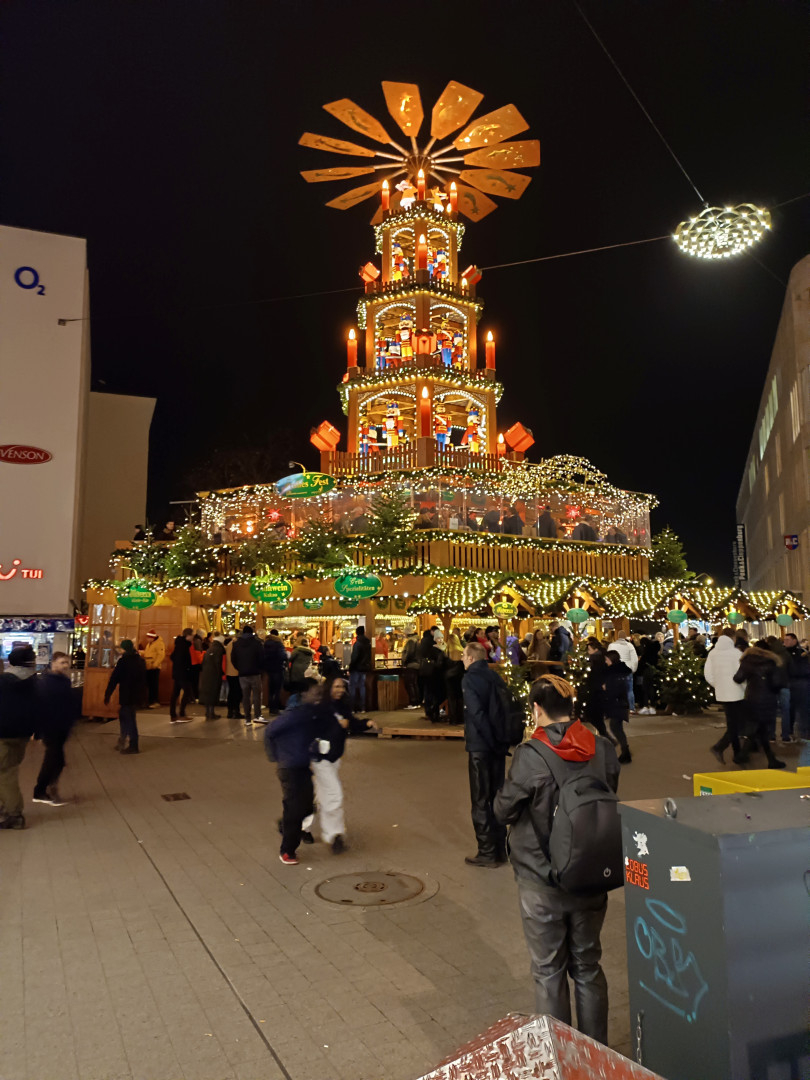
top-left (14, 266), bottom-right (46, 296)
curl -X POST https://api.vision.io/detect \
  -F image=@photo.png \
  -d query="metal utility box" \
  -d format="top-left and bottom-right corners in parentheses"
top-left (619, 789), bottom-right (810, 1080)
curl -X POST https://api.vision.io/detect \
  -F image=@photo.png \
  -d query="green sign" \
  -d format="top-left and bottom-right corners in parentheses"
top-left (269, 602), bottom-right (288, 612)
top-left (776, 613), bottom-right (794, 627)
top-left (699, 786), bottom-right (713, 796)
top-left (334, 572), bottom-right (382, 599)
top-left (338, 598), bottom-right (359, 609)
top-left (492, 601), bottom-right (518, 618)
top-left (727, 611), bottom-right (745, 625)
top-left (275, 471), bottom-right (336, 499)
top-left (116, 580), bottom-right (156, 610)
top-left (375, 596), bottom-right (390, 610)
top-left (249, 578), bottom-right (293, 603)
top-left (303, 598), bottom-right (324, 611)
top-left (566, 607), bottom-right (589, 624)
top-left (667, 609), bottom-right (688, 624)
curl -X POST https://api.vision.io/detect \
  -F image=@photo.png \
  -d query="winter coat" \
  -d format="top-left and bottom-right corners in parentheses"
top-left (494, 719), bottom-right (619, 889)
top-left (401, 637), bottom-right (419, 668)
top-left (142, 638), bottom-right (166, 670)
top-left (225, 640), bottom-right (238, 678)
top-left (263, 636), bottom-right (287, 675)
top-left (502, 512), bottom-right (524, 536)
top-left (733, 649), bottom-right (785, 717)
top-left (417, 632), bottom-right (445, 683)
top-left (582, 651), bottom-right (607, 721)
top-left (462, 659), bottom-right (509, 754)
top-left (105, 653), bottom-right (147, 709)
top-left (703, 637), bottom-right (744, 703)
top-left (549, 626), bottom-right (573, 663)
top-left (231, 632), bottom-right (264, 677)
top-left (638, 639), bottom-right (661, 671)
top-left (171, 635), bottom-right (192, 678)
top-left (36, 670), bottom-right (80, 741)
top-left (349, 634), bottom-right (373, 673)
top-left (611, 638), bottom-right (638, 673)
top-left (311, 704), bottom-right (349, 763)
top-left (0, 669), bottom-right (38, 739)
top-left (198, 640), bottom-right (225, 706)
top-left (603, 660), bottom-right (632, 719)
top-left (786, 643), bottom-right (810, 684)
top-left (571, 522), bottom-right (596, 542)
top-left (265, 702), bottom-right (320, 768)
top-left (289, 646), bottom-right (315, 685)
top-left (535, 510), bottom-right (558, 539)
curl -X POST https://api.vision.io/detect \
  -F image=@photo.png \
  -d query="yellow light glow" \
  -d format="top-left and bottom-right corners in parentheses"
top-left (421, 386), bottom-right (429, 398)
top-left (348, 329), bottom-right (356, 340)
top-left (486, 331), bottom-right (493, 341)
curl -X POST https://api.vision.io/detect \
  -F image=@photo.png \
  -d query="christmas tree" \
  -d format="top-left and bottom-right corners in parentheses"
top-left (363, 490), bottom-right (417, 563)
top-left (164, 526), bottom-right (217, 581)
top-left (650, 526), bottom-right (693, 579)
top-left (657, 648), bottom-right (713, 714)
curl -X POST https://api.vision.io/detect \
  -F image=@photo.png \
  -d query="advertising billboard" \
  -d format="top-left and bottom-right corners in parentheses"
top-left (0, 225), bottom-right (88, 615)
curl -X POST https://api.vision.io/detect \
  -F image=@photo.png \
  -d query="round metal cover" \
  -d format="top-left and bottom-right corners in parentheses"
top-left (315, 871), bottom-right (425, 907)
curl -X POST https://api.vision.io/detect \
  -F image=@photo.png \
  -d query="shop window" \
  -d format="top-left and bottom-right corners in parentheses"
top-left (775, 432), bottom-right (781, 476)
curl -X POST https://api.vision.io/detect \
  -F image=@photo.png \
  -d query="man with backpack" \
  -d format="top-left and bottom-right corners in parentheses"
top-left (461, 641), bottom-right (526, 867)
top-left (494, 673), bottom-right (621, 1045)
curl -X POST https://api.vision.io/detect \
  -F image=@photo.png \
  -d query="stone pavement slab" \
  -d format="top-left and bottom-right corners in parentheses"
top-left (1, 706), bottom-right (800, 1080)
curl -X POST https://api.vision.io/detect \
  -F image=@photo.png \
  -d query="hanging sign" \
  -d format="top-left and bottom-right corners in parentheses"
top-left (784, 534), bottom-right (799, 551)
top-left (727, 611), bottom-right (745, 625)
top-left (394, 597), bottom-right (408, 611)
top-left (334, 572), bottom-right (382, 599)
top-left (375, 596), bottom-right (390, 610)
top-left (116, 580), bottom-right (156, 610)
top-left (303, 598), bottom-right (324, 610)
top-left (249, 578), bottom-right (293, 603)
top-left (491, 600), bottom-right (518, 618)
top-left (566, 607), bottom-right (589, 624)
top-left (338, 597), bottom-right (359, 609)
top-left (275, 471), bottom-right (336, 499)
top-left (666, 609), bottom-right (688, 624)
top-left (269, 602), bottom-right (288, 612)
top-left (776, 613), bottom-right (794, 627)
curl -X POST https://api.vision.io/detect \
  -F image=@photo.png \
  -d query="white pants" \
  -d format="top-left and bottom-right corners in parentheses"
top-left (311, 759), bottom-right (345, 843)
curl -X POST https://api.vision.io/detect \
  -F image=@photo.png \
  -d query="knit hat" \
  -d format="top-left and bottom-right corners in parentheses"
top-left (8, 645), bottom-right (35, 667)
top-left (146, 630), bottom-right (158, 638)
top-left (120, 639), bottom-right (135, 653)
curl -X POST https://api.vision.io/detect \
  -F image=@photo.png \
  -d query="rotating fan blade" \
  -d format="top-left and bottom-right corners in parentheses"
top-left (464, 140), bottom-right (541, 169)
top-left (431, 81), bottom-right (484, 140)
top-left (381, 81), bottom-right (423, 138)
top-left (453, 183), bottom-right (498, 221)
top-left (459, 169), bottom-right (532, 199)
top-left (301, 166), bottom-right (376, 183)
top-left (299, 132), bottom-right (376, 157)
top-left (325, 181), bottom-right (382, 210)
top-left (323, 99), bottom-right (391, 144)
top-left (453, 105), bottom-right (529, 150)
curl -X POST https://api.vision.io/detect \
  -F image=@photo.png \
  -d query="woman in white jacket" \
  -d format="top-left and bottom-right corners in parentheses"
top-left (704, 630), bottom-right (747, 764)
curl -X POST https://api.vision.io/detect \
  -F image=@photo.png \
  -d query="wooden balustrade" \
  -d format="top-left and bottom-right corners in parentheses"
top-left (323, 443), bottom-right (506, 477)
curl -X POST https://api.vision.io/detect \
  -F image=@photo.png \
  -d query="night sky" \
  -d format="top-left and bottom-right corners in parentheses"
top-left (4, 1), bottom-right (809, 579)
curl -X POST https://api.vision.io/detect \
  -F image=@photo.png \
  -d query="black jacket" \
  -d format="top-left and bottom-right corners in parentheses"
top-left (603, 660), bottom-right (631, 718)
top-left (502, 512), bottom-right (523, 536)
top-left (462, 659), bottom-right (508, 754)
top-left (0, 670), bottom-right (38, 739)
top-left (494, 720), bottom-right (620, 889)
top-left (786, 644), bottom-right (810, 683)
top-left (311, 704), bottom-right (349, 763)
top-left (571, 522), bottom-right (597, 542)
top-left (36, 671), bottom-right (79, 741)
top-left (582, 651), bottom-right (607, 720)
top-left (549, 626), bottom-right (573, 662)
top-left (265, 702), bottom-right (320, 768)
top-left (734, 648), bottom-right (785, 706)
top-left (535, 511), bottom-right (558, 538)
top-left (105, 652), bottom-right (147, 708)
top-left (349, 634), bottom-right (372, 672)
top-left (171, 635), bottom-right (192, 678)
top-left (231, 632), bottom-right (264, 677)
top-left (417, 632), bottom-right (445, 682)
top-left (263, 636), bottom-right (287, 675)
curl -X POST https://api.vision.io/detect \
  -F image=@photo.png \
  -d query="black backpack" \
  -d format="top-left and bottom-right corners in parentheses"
top-left (493, 679), bottom-right (529, 747)
top-left (529, 739), bottom-right (623, 894)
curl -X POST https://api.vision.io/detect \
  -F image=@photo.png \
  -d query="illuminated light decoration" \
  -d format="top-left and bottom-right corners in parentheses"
top-left (310, 421), bottom-right (341, 453)
top-left (416, 233), bottom-right (428, 271)
top-left (417, 169), bottom-right (426, 202)
top-left (449, 181), bottom-right (458, 213)
top-left (485, 330), bottom-right (496, 370)
top-left (462, 264), bottom-right (483, 287)
top-left (346, 328), bottom-right (358, 367)
top-left (504, 422), bottom-right (535, 453)
top-left (674, 204), bottom-right (771, 260)
top-left (359, 261), bottom-right (380, 283)
top-left (497, 433), bottom-right (506, 456)
top-left (381, 179), bottom-right (390, 212)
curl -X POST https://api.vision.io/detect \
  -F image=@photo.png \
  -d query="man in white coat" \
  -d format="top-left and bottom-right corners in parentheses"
top-left (611, 632), bottom-right (639, 714)
top-left (704, 628), bottom-right (747, 764)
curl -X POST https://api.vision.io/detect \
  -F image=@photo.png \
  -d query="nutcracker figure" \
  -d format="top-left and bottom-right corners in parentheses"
top-left (438, 332), bottom-right (453, 367)
top-left (359, 414), bottom-right (372, 455)
top-left (434, 410), bottom-right (449, 448)
top-left (384, 401), bottom-right (404, 448)
top-left (397, 314), bottom-right (414, 361)
top-left (452, 330), bottom-right (464, 368)
top-left (433, 248), bottom-right (448, 280)
top-left (427, 244), bottom-right (437, 277)
top-left (376, 337), bottom-right (388, 369)
top-left (392, 241), bottom-right (409, 280)
top-left (464, 406), bottom-right (480, 453)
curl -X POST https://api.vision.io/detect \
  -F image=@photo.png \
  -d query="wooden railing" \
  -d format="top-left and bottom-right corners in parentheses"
top-left (323, 444), bottom-right (506, 477)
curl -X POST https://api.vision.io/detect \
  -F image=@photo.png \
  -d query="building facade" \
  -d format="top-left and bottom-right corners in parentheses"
top-left (736, 253), bottom-right (810, 595)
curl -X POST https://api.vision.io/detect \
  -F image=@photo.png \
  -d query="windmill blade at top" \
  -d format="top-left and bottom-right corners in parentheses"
top-left (453, 104), bottom-right (529, 150)
top-left (459, 169), bottom-right (532, 199)
top-left (299, 132), bottom-right (376, 157)
top-left (381, 82), bottom-right (423, 139)
top-left (463, 140), bottom-right (541, 169)
top-left (431, 81), bottom-right (484, 140)
top-left (323, 99), bottom-right (392, 144)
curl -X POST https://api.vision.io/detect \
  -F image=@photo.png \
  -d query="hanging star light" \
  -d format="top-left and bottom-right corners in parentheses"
top-left (299, 79), bottom-right (540, 221)
top-left (674, 203), bottom-right (771, 259)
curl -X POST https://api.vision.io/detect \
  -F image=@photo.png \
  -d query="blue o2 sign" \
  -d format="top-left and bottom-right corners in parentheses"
top-left (14, 266), bottom-right (45, 295)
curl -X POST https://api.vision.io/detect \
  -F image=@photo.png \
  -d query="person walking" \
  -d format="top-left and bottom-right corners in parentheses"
top-left (263, 628), bottom-right (287, 715)
top-left (310, 681), bottom-right (352, 854)
top-left (610, 631), bottom-right (639, 714)
top-left (288, 636), bottom-right (315, 694)
top-left (418, 628), bottom-right (446, 723)
top-left (444, 628), bottom-right (465, 725)
top-left (348, 626), bottom-right (373, 715)
top-left (104, 640), bottom-right (147, 754)
top-left (784, 633), bottom-right (810, 765)
top-left (461, 641), bottom-right (509, 866)
top-left (766, 635), bottom-right (792, 742)
top-left (400, 631), bottom-right (421, 709)
top-left (635, 635), bottom-right (660, 715)
top-left (581, 638), bottom-right (610, 740)
top-left (224, 636), bottom-right (243, 719)
top-left (265, 678), bottom-right (321, 865)
top-left (169, 627), bottom-right (194, 723)
top-left (0, 645), bottom-right (38, 829)
top-left (705, 629), bottom-right (748, 765)
top-left (493, 674), bottom-right (620, 1045)
top-left (189, 631), bottom-right (205, 702)
top-left (733, 642), bottom-right (787, 768)
top-left (231, 625), bottom-right (265, 725)
top-left (548, 621), bottom-right (573, 668)
top-left (140, 630), bottom-right (166, 708)
top-left (198, 634), bottom-right (225, 720)
top-left (602, 649), bottom-right (632, 763)
top-left (32, 652), bottom-right (79, 805)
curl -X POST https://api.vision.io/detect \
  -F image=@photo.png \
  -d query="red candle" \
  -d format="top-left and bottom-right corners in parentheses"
top-left (497, 433), bottom-right (506, 456)
top-left (381, 179), bottom-right (390, 211)
top-left (417, 168), bottom-right (426, 201)
top-left (419, 385), bottom-right (432, 436)
top-left (449, 181), bottom-right (458, 212)
top-left (485, 330), bottom-right (496, 369)
top-left (347, 328), bottom-right (357, 367)
top-left (416, 233), bottom-right (428, 271)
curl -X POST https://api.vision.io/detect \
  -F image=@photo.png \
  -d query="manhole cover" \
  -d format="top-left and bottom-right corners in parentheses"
top-left (315, 871), bottom-right (425, 907)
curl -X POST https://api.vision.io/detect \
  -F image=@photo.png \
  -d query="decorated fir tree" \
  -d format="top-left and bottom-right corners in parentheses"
top-left (363, 490), bottom-right (417, 563)
top-left (565, 644), bottom-right (593, 716)
top-left (650, 526), bottom-right (693, 579)
top-left (164, 526), bottom-right (217, 581)
top-left (229, 534), bottom-right (288, 577)
top-left (657, 648), bottom-right (713, 714)
top-left (293, 521), bottom-right (352, 576)
top-left (125, 535), bottom-right (167, 580)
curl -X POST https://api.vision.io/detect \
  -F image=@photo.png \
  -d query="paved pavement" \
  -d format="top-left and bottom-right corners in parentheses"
top-left (1, 704), bottom-right (801, 1080)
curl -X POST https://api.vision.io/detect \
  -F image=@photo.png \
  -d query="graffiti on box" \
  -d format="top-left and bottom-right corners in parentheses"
top-left (635, 898), bottom-right (708, 1023)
